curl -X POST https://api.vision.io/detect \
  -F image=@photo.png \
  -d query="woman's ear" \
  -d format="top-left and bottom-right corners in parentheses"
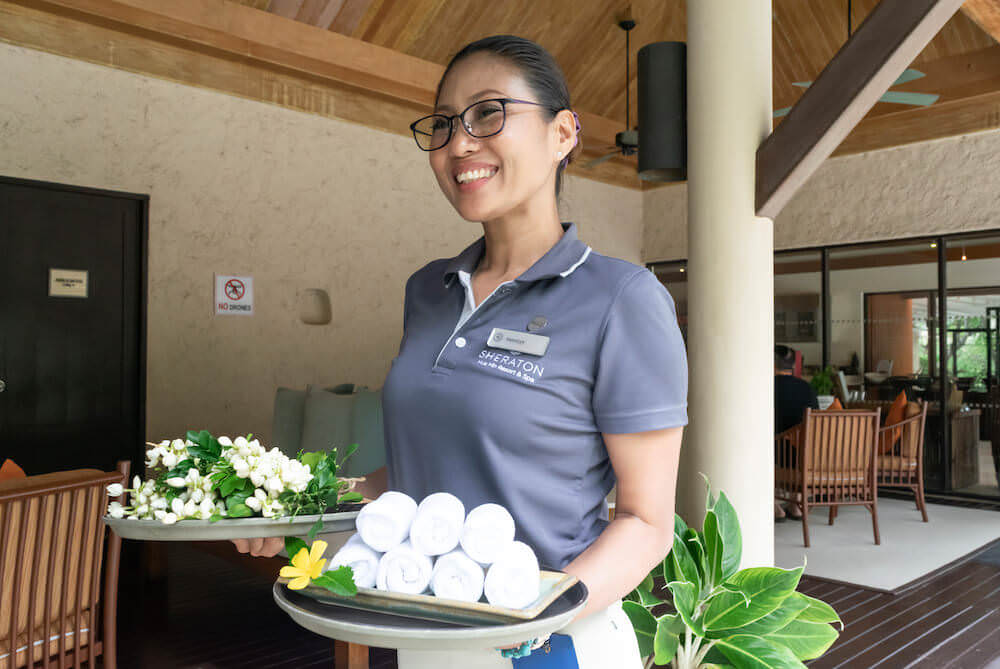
top-left (553, 109), bottom-right (580, 162)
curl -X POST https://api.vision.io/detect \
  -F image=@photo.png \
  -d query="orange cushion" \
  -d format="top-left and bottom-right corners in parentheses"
top-left (880, 391), bottom-right (909, 454)
top-left (824, 398), bottom-right (844, 411)
top-left (0, 459), bottom-right (26, 481)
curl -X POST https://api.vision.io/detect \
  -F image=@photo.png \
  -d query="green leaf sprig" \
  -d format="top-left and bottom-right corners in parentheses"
top-left (624, 477), bottom-right (841, 668)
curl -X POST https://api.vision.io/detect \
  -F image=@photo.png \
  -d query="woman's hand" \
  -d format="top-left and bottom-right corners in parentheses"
top-left (231, 536), bottom-right (284, 557)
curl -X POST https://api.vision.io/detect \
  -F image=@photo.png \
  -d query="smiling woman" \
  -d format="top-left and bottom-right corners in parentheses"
top-left (380, 35), bottom-right (688, 668)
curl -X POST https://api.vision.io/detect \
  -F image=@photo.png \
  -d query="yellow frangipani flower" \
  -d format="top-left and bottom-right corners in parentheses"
top-left (280, 540), bottom-right (329, 590)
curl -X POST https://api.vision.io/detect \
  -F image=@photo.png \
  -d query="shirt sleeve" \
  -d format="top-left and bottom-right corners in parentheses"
top-left (593, 268), bottom-right (689, 434)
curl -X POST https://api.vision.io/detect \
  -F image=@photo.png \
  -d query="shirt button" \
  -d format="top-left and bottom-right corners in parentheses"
top-left (499, 286), bottom-right (513, 296)
top-left (455, 337), bottom-right (467, 348)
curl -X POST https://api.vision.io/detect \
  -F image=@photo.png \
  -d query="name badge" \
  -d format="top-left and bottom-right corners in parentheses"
top-left (487, 328), bottom-right (550, 356)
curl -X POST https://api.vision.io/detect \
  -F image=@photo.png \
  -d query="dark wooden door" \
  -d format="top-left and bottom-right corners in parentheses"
top-left (0, 177), bottom-right (146, 475)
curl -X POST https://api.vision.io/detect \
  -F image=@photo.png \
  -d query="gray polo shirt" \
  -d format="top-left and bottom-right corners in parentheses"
top-left (382, 222), bottom-right (688, 569)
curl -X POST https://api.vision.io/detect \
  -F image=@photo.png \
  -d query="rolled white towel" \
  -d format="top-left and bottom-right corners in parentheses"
top-left (376, 539), bottom-right (434, 595)
top-left (409, 492), bottom-right (466, 557)
top-left (327, 533), bottom-right (382, 589)
top-left (431, 548), bottom-right (485, 603)
top-left (460, 503), bottom-right (516, 565)
top-left (484, 541), bottom-right (541, 610)
top-left (356, 491), bottom-right (418, 553)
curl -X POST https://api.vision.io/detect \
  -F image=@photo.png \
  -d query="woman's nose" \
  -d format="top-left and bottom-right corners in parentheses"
top-left (449, 121), bottom-right (479, 155)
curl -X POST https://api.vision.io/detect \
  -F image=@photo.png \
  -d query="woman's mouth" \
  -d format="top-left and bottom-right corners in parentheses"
top-left (454, 166), bottom-right (499, 191)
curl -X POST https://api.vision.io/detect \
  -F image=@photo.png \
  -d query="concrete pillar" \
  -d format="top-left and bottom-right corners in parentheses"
top-left (679, 0), bottom-right (775, 567)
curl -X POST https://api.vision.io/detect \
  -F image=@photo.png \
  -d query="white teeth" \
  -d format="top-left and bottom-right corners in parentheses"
top-left (456, 167), bottom-right (497, 184)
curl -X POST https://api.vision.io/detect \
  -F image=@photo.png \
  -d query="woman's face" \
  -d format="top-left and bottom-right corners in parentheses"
top-left (430, 53), bottom-right (565, 223)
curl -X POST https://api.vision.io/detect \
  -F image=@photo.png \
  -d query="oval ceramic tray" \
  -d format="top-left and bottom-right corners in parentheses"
top-left (272, 579), bottom-right (588, 651)
top-left (104, 509), bottom-right (360, 541)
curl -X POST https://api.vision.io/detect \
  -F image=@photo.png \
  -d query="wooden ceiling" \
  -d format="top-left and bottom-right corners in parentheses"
top-left (240, 0), bottom-right (999, 136)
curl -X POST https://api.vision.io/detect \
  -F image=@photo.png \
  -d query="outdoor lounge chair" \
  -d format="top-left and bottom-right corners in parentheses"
top-left (775, 408), bottom-right (881, 547)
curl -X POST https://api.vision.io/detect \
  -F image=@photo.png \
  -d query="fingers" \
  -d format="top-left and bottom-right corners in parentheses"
top-left (232, 537), bottom-right (282, 557)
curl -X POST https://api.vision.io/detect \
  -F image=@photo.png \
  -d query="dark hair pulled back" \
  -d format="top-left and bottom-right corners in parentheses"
top-left (436, 35), bottom-right (581, 197)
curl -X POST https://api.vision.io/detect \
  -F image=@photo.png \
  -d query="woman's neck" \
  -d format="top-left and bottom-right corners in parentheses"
top-left (477, 199), bottom-right (563, 280)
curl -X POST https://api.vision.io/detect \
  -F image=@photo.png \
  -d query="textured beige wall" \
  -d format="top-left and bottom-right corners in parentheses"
top-left (643, 127), bottom-right (1000, 262)
top-left (0, 43), bottom-right (642, 444)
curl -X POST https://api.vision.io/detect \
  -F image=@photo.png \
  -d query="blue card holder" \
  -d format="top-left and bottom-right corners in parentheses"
top-left (511, 634), bottom-right (579, 668)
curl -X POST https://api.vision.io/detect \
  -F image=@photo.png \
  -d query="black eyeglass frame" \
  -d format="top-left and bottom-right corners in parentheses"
top-left (409, 98), bottom-right (556, 151)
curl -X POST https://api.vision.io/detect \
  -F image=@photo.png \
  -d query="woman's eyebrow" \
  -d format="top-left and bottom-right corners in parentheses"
top-left (436, 89), bottom-right (508, 113)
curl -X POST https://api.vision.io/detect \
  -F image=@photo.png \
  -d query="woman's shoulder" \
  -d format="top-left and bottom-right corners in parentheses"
top-left (574, 250), bottom-right (672, 302)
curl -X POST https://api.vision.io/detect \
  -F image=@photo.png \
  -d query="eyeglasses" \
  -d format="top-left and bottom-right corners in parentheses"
top-left (410, 98), bottom-right (553, 151)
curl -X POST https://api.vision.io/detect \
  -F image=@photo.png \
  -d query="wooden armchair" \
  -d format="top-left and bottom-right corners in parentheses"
top-left (0, 462), bottom-right (128, 669)
top-left (876, 400), bottom-right (929, 522)
top-left (775, 408), bottom-right (881, 547)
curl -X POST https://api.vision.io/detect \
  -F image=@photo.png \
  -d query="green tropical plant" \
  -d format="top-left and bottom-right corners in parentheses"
top-left (808, 366), bottom-right (836, 396)
top-left (624, 482), bottom-right (841, 668)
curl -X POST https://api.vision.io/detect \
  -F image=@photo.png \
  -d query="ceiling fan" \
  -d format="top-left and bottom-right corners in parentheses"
top-left (774, 0), bottom-right (939, 118)
top-left (584, 13), bottom-right (639, 168)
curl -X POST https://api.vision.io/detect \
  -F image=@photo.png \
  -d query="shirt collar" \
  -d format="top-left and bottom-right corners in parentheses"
top-left (443, 222), bottom-right (591, 288)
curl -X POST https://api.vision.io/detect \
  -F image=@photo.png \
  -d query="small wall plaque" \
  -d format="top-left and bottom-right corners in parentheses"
top-left (49, 269), bottom-right (88, 298)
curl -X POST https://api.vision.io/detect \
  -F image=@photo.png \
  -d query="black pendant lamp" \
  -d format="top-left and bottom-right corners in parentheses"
top-left (638, 41), bottom-right (687, 182)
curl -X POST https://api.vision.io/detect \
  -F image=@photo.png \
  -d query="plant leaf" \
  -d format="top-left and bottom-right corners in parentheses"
top-left (640, 572), bottom-right (654, 592)
top-left (637, 587), bottom-right (665, 608)
top-left (714, 634), bottom-right (806, 669)
top-left (714, 591), bottom-right (810, 638)
top-left (653, 617), bottom-right (681, 665)
top-left (227, 503), bottom-right (253, 518)
top-left (299, 451), bottom-right (323, 472)
top-left (671, 531), bottom-right (702, 594)
top-left (285, 536), bottom-right (308, 560)
top-left (338, 443), bottom-right (359, 467)
top-left (338, 492), bottom-right (363, 504)
top-left (765, 620), bottom-right (838, 661)
top-left (701, 567), bottom-right (803, 631)
top-left (713, 492), bottom-right (742, 581)
top-left (704, 510), bottom-right (724, 588)
top-left (791, 592), bottom-right (842, 628)
top-left (308, 517), bottom-right (324, 540)
top-left (312, 566), bottom-right (358, 597)
top-left (208, 513), bottom-right (224, 523)
top-left (623, 600), bottom-right (657, 658)
top-left (667, 581), bottom-right (704, 636)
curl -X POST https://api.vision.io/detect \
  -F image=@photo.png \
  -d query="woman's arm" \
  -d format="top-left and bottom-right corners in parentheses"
top-left (561, 425), bottom-right (682, 622)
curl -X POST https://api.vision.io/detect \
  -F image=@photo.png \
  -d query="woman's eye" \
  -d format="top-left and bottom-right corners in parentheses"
top-left (477, 106), bottom-right (502, 119)
top-left (431, 118), bottom-right (450, 131)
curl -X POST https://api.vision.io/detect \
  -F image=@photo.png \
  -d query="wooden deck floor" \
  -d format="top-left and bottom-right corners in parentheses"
top-left (102, 537), bottom-right (1000, 669)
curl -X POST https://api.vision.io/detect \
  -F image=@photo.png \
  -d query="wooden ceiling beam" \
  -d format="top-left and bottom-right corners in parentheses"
top-left (756, 0), bottom-right (967, 220)
top-left (27, 0), bottom-right (623, 167)
top-left (961, 0), bottom-right (1000, 43)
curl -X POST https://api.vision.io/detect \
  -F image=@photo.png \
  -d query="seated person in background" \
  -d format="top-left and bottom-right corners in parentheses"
top-left (774, 345), bottom-right (818, 520)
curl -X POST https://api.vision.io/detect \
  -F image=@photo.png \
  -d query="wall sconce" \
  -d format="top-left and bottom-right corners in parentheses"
top-left (299, 288), bottom-right (332, 325)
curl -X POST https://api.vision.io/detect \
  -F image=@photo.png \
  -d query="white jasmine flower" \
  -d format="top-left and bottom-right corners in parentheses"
top-left (254, 488), bottom-right (268, 501)
top-left (166, 477), bottom-right (186, 488)
top-left (133, 476), bottom-right (142, 489)
top-left (171, 438), bottom-right (186, 450)
top-left (183, 499), bottom-right (198, 517)
top-left (171, 498), bottom-right (185, 515)
top-left (135, 503), bottom-right (149, 516)
top-left (106, 483), bottom-right (124, 497)
top-left (185, 468), bottom-right (201, 484)
top-left (250, 470), bottom-right (266, 487)
top-left (108, 502), bottom-right (126, 519)
top-left (191, 488), bottom-right (204, 504)
top-left (264, 476), bottom-right (284, 495)
top-left (217, 436), bottom-right (233, 447)
top-left (162, 512), bottom-right (178, 525)
top-left (151, 497), bottom-right (168, 510)
top-left (138, 492), bottom-right (149, 504)
top-left (154, 509), bottom-right (167, 520)
top-left (162, 452), bottom-right (178, 468)
top-left (199, 499), bottom-right (216, 517)
top-left (245, 496), bottom-right (262, 512)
